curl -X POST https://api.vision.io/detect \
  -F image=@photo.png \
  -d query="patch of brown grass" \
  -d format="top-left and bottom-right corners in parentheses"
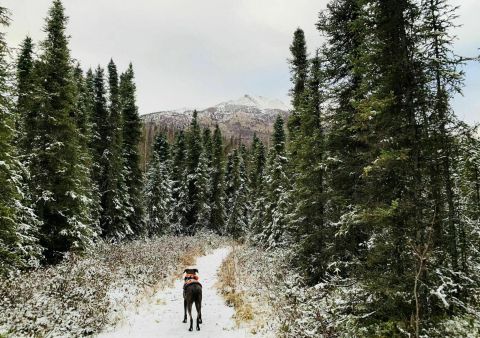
top-left (218, 245), bottom-right (254, 325)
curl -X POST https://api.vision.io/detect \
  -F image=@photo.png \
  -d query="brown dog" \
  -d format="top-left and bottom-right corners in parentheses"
top-left (182, 268), bottom-right (202, 331)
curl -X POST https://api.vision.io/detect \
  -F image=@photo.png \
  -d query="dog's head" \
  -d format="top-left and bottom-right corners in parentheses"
top-left (184, 268), bottom-right (198, 274)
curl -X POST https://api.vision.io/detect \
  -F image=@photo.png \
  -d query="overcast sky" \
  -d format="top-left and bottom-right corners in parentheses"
top-left (2, 0), bottom-right (479, 124)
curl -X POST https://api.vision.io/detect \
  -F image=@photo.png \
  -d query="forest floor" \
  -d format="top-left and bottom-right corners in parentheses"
top-left (97, 247), bottom-right (254, 338)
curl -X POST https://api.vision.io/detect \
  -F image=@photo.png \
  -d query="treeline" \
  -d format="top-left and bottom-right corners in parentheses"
top-left (0, 0), bottom-right (144, 270)
top-left (1, 0), bottom-right (479, 334)
top-left (247, 0), bottom-right (480, 336)
top-left (144, 112), bottom-right (272, 238)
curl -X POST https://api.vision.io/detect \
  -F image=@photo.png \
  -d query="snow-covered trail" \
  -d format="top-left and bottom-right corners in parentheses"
top-left (98, 247), bottom-right (253, 338)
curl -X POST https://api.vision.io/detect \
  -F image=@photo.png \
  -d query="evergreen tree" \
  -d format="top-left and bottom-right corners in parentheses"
top-left (287, 28), bottom-right (309, 140)
top-left (290, 54), bottom-right (329, 281)
top-left (16, 36), bottom-right (35, 148)
top-left (251, 116), bottom-right (289, 247)
top-left (209, 125), bottom-right (226, 233)
top-left (226, 148), bottom-right (250, 239)
top-left (420, 0), bottom-right (465, 271)
top-left (415, 0), bottom-right (479, 326)
top-left (144, 133), bottom-right (173, 235)
top-left (120, 63), bottom-right (145, 235)
top-left (91, 66), bottom-right (108, 179)
top-left (272, 116), bottom-right (286, 156)
top-left (193, 151), bottom-right (211, 230)
top-left (31, 0), bottom-right (97, 262)
top-left (344, 0), bottom-right (431, 332)
top-left (84, 68), bottom-right (96, 134)
top-left (202, 128), bottom-right (213, 168)
top-left (317, 0), bottom-right (368, 264)
top-left (153, 130), bottom-right (170, 163)
top-left (224, 151), bottom-right (237, 214)
top-left (184, 111), bottom-right (203, 234)
top-left (171, 131), bottom-right (188, 234)
top-left (0, 7), bottom-right (41, 272)
top-left (72, 64), bottom-right (101, 237)
top-left (91, 65), bottom-right (130, 239)
top-left (248, 134), bottom-right (266, 194)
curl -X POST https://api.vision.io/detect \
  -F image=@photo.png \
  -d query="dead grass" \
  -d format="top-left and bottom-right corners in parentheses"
top-left (0, 232), bottom-right (224, 338)
top-left (218, 245), bottom-right (254, 325)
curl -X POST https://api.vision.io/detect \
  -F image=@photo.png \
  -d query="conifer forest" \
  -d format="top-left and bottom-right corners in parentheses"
top-left (0, 0), bottom-right (479, 337)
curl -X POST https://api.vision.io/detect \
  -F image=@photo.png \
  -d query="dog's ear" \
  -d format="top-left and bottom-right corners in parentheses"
top-left (184, 269), bottom-right (187, 273)
top-left (194, 269), bottom-right (198, 273)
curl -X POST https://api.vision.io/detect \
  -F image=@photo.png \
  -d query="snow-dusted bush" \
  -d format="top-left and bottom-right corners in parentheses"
top-left (0, 232), bottom-right (223, 337)
top-left (219, 244), bottom-right (291, 336)
top-left (226, 244), bottom-right (480, 338)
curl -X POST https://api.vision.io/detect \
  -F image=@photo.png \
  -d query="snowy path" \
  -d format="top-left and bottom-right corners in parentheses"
top-left (98, 247), bottom-right (253, 338)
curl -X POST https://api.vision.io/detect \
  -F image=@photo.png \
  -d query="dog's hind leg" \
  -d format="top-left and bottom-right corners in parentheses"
top-left (195, 298), bottom-right (202, 330)
top-left (188, 301), bottom-right (194, 331)
top-left (183, 298), bottom-right (187, 323)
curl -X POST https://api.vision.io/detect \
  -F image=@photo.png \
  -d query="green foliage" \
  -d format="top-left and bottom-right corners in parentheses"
top-left (144, 134), bottom-right (173, 235)
top-left (171, 131), bottom-right (188, 234)
top-left (1, 8), bottom-right (43, 273)
top-left (184, 110), bottom-right (204, 234)
top-left (30, 0), bottom-right (97, 262)
top-left (225, 149), bottom-right (250, 239)
top-left (277, 0), bottom-right (480, 335)
top-left (91, 65), bottom-right (130, 240)
top-left (250, 116), bottom-right (290, 248)
top-left (287, 27), bottom-right (308, 141)
top-left (209, 125), bottom-right (226, 233)
top-left (120, 64), bottom-right (145, 236)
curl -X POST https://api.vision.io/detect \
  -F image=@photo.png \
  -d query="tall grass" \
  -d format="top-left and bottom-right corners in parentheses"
top-left (0, 232), bottom-right (223, 337)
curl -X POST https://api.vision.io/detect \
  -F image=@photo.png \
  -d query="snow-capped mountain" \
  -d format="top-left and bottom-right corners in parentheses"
top-left (141, 95), bottom-right (290, 153)
top-left (216, 94), bottom-right (290, 111)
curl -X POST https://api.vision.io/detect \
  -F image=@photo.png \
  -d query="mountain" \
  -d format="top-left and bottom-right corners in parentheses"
top-left (140, 95), bottom-right (291, 168)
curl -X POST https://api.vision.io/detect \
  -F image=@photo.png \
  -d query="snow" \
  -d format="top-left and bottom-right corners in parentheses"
top-left (217, 95), bottom-right (290, 111)
top-left (98, 247), bottom-right (254, 338)
top-left (141, 95), bottom-right (290, 122)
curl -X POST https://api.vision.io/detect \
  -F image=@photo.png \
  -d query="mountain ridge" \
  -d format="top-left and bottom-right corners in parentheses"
top-left (140, 95), bottom-right (291, 168)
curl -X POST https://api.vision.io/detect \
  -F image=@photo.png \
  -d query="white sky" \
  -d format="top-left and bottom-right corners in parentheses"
top-left (1, 0), bottom-right (479, 124)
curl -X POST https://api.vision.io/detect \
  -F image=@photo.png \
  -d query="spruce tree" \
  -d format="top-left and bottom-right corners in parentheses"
top-left (225, 148), bottom-right (244, 237)
top-left (91, 66), bottom-right (108, 180)
top-left (287, 28), bottom-right (308, 140)
top-left (16, 36), bottom-right (35, 148)
top-left (202, 128), bottom-right (213, 168)
top-left (317, 0), bottom-right (368, 263)
top-left (120, 63), bottom-right (145, 235)
top-left (0, 7), bottom-right (41, 272)
top-left (416, 1), bottom-right (479, 326)
top-left (209, 125), bottom-right (226, 233)
top-left (153, 131), bottom-right (170, 163)
top-left (184, 111), bottom-right (203, 234)
top-left (91, 65), bottom-right (130, 239)
top-left (72, 64), bottom-right (101, 237)
top-left (420, 0), bottom-right (465, 271)
top-left (248, 134), bottom-right (266, 194)
top-left (108, 60), bottom-right (131, 238)
top-left (226, 148), bottom-right (250, 239)
top-left (346, 0), bottom-right (430, 331)
top-left (31, 0), bottom-right (97, 262)
top-left (290, 54), bottom-right (329, 281)
top-left (194, 151), bottom-right (211, 230)
top-left (251, 116), bottom-right (289, 247)
top-left (144, 133), bottom-right (173, 235)
top-left (225, 151), bottom-right (237, 215)
top-left (171, 131), bottom-right (188, 234)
